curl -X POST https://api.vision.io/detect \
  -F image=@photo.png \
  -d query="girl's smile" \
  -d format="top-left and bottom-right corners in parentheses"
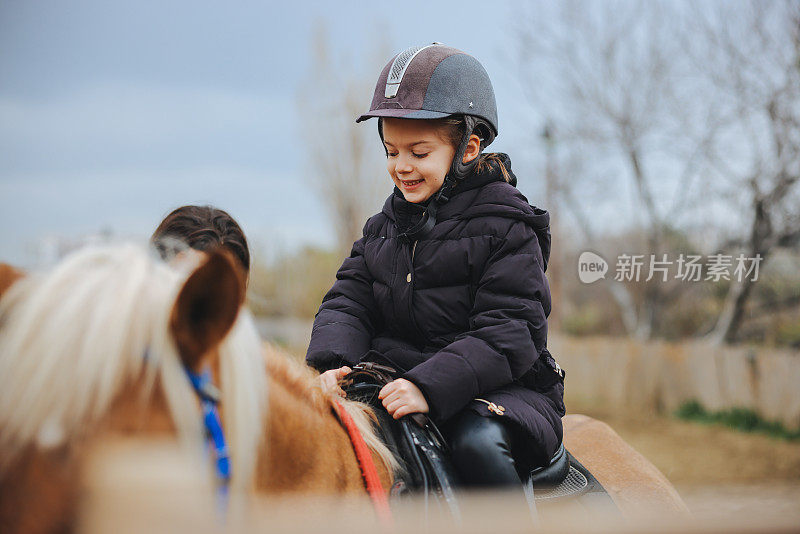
top-left (398, 178), bottom-right (424, 190)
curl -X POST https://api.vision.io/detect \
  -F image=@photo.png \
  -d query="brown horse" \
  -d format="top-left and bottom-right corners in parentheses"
top-left (0, 245), bottom-right (687, 533)
top-left (562, 415), bottom-right (689, 517)
top-left (0, 245), bottom-right (393, 534)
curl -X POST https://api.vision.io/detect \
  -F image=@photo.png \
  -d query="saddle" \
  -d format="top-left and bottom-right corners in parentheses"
top-left (341, 363), bottom-right (613, 514)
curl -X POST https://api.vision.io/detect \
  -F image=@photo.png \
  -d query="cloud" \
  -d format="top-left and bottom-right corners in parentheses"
top-left (0, 81), bottom-right (299, 174)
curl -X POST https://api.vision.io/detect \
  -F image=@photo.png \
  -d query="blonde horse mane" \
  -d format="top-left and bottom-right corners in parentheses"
top-left (262, 343), bottom-right (399, 477)
top-left (0, 243), bottom-right (267, 490)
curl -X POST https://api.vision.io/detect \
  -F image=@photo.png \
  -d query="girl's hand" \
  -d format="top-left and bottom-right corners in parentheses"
top-left (379, 378), bottom-right (429, 419)
top-left (318, 366), bottom-right (352, 398)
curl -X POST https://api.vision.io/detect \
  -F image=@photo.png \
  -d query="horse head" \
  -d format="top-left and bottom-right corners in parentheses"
top-left (0, 243), bottom-right (267, 533)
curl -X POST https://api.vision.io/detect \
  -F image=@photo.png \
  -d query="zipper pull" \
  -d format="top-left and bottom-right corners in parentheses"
top-left (475, 398), bottom-right (506, 416)
top-left (487, 402), bottom-right (505, 416)
top-left (408, 240), bottom-right (418, 283)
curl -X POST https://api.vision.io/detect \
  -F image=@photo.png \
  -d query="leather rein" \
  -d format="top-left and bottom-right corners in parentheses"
top-left (330, 363), bottom-right (397, 523)
top-left (330, 398), bottom-right (393, 525)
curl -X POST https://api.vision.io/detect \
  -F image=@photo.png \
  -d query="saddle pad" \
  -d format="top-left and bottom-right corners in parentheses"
top-left (528, 452), bottom-right (615, 508)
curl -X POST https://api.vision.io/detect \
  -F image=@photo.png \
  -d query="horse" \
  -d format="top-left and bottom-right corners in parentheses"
top-left (0, 243), bottom-right (687, 533)
top-left (0, 244), bottom-right (394, 533)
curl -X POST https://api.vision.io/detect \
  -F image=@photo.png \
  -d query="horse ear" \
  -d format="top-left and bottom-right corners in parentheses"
top-left (0, 263), bottom-right (25, 299)
top-left (169, 249), bottom-right (244, 372)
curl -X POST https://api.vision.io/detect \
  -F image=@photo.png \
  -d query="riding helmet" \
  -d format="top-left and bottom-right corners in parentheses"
top-left (357, 43), bottom-right (498, 181)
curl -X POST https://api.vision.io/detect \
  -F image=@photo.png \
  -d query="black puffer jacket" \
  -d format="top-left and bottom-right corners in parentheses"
top-left (307, 154), bottom-right (565, 463)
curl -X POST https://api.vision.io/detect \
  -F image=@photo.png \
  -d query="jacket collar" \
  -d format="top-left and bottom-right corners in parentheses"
top-left (379, 153), bottom-right (552, 271)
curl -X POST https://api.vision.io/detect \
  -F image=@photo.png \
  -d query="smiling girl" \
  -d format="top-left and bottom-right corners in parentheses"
top-left (307, 44), bottom-right (565, 490)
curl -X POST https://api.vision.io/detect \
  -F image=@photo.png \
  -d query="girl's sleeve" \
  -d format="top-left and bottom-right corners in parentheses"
top-left (306, 232), bottom-right (379, 372)
top-left (403, 220), bottom-right (551, 421)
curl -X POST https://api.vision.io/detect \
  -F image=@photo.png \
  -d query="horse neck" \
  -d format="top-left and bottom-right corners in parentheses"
top-left (255, 352), bottom-right (391, 494)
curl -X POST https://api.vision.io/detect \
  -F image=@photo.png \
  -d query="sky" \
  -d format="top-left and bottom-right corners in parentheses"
top-left (1, 0), bottom-right (561, 266)
top-left (3, 1), bottom-right (755, 270)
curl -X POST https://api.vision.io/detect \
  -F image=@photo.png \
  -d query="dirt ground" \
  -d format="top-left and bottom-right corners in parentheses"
top-left (571, 403), bottom-right (800, 485)
top-left (570, 402), bottom-right (800, 518)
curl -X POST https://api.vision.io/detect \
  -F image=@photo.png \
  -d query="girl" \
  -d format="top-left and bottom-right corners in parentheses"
top-left (307, 44), bottom-right (565, 489)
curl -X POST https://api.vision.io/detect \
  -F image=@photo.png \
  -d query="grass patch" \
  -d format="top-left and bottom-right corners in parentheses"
top-left (674, 400), bottom-right (800, 441)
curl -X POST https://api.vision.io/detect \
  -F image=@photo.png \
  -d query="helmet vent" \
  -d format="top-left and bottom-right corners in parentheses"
top-left (385, 44), bottom-right (436, 98)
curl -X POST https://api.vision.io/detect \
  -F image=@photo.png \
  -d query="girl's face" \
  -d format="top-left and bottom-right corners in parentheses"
top-left (382, 118), bottom-right (456, 204)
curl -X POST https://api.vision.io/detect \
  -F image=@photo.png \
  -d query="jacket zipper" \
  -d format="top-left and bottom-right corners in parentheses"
top-left (406, 240), bottom-right (424, 338)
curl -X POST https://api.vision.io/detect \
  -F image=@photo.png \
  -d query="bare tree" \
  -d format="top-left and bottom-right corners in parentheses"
top-left (512, 1), bottom-right (800, 344)
top-left (687, 1), bottom-right (800, 344)
top-left (296, 24), bottom-right (393, 252)
top-left (512, 1), bottom-right (704, 340)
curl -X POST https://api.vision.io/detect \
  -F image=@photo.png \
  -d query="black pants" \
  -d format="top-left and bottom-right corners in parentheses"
top-left (441, 410), bottom-right (540, 489)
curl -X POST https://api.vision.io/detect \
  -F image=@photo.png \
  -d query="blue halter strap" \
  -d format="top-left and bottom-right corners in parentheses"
top-left (185, 368), bottom-right (231, 485)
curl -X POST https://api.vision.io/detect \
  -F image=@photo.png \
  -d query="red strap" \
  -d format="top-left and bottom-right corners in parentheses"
top-left (331, 399), bottom-right (393, 525)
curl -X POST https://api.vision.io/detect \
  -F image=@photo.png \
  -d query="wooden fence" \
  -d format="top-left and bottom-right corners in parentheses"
top-left (550, 334), bottom-right (800, 430)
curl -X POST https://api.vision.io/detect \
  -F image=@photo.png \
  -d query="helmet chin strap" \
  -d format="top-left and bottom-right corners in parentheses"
top-left (449, 115), bottom-right (483, 180)
top-left (395, 173), bottom-right (456, 243)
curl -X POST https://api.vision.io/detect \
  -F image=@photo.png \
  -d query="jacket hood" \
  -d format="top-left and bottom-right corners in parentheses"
top-left (382, 153), bottom-right (551, 270)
